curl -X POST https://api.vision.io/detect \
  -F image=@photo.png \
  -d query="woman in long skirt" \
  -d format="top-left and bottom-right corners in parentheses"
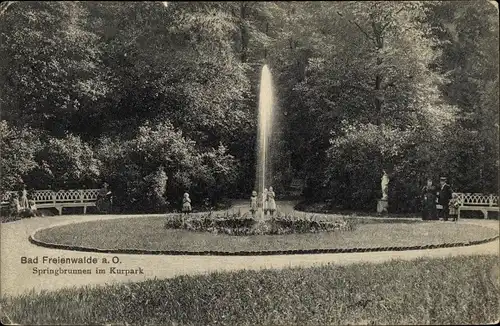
top-left (421, 179), bottom-right (437, 220)
top-left (267, 186), bottom-right (277, 216)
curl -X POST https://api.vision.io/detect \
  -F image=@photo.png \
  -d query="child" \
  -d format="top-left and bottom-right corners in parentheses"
top-left (449, 193), bottom-right (460, 222)
top-left (182, 192), bottom-right (192, 215)
top-left (29, 200), bottom-right (39, 217)
top-left (250, 191), bottom-right (258, 218)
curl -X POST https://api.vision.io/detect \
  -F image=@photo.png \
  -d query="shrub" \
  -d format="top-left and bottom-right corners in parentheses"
top-left (97, 121), bottom-right (238, 213)
top-left (26, 134), bottom-right (101, 190)
top-left (164, 212), bottom-right (352, 235)
top-left (0, 121), bottom-right (42, 190)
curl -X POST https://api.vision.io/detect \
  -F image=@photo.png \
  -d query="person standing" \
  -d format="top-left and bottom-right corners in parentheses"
top-left (182, 192), bottom-right (192, 215)
top-left (438, 176), bottom-right (453, 221)
top-left (267, 186), bottom-right (277, 216)
top-left (20, 186), bottom-right (29, 209)
top-left (96, 182), bottom-right (112, 213)
top-left (421, 178), bottom-right (438, 220)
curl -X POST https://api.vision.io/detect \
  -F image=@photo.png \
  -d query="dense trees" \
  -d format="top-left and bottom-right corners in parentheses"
top-left (1, 1), bottom-right (498, 212)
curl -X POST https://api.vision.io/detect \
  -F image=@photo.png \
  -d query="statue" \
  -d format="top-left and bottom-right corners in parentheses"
top-left (381, 170), bottom-right (389, 201)
top-left (20, 186), bottom-right (29, 209)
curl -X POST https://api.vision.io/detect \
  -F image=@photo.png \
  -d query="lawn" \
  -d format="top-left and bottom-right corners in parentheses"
top-left (32, 215), bottom-right (499, 253)
top-left (1, 255), bottom-right (498, 325)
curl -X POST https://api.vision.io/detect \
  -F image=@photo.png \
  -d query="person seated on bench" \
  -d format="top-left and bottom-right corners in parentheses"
top-left (9, 193), bottom-right (20, 217)
top-left (96, 182), bottom-right (112, 213)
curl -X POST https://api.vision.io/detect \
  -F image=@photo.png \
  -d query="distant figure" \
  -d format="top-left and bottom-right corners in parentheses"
top-left (449, 193), bottom-right (460, 222)
top-left (250, 191), bottom-right (258, 217)
top-left (20, 186), bottom-right (29, 209)
top-left (421, 178), bottom-right (437, 220)
top-left (28, 200), bottom-right (39, 216)
top-left (263, 188), bottom-right (269, 215)
top-left (9, 193), bottom-right (20, 216)
top-left (438, 176), bottom-right (453, 221)
top-left (267, 186), bottom-right (277, 216)
top-left (96, 182), bottom-right (112, 213)
top-left (381, 170), bottom-right (389, 200)
top-left (182, 192), bottom-right (192, 215)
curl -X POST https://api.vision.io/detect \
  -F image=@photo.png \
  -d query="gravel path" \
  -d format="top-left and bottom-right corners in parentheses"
top-left (1, 201), bottom-right (498, 298)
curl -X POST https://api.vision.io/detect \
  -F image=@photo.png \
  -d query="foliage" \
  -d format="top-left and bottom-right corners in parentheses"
top-left (0, 121), bottom-right (42, 190)
top-left (164, 212), bottom-right (356, 235)
top-left (0, 1), bottom-right (498, 212)
top-left (96, 121), bottom-right (237, 212)
top-left (28, 135), bottom-right (101, 190)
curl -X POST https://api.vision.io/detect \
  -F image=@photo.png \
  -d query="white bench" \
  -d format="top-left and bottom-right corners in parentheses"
top-left (453, 193), bottom-right (498, 219)
top-left (288, 178), bottom-right (304, 197)
top-left (1, 189), bottom-right (101, 215)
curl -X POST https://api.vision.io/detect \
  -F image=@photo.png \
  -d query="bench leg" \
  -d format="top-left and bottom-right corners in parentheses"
top-left (83, 206), bottom-right (87, 215)
top-left (56, 207), bottom-right (62, 215)
top-left (481, 209), bottom-right (488, 219)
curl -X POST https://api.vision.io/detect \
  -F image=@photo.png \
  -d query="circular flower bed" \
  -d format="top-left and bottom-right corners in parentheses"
top-left (164, 212), bottom-right (353, 235)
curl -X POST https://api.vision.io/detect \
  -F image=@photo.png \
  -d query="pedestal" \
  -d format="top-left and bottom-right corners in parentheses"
top-left (377, 199), bottom-right (388, 214)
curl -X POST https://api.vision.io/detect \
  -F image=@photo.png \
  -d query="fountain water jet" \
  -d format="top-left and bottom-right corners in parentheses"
top-left (256, 64), bottom-right (274, 220)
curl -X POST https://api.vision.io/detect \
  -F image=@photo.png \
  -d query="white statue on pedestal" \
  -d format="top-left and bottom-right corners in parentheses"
top-left (381, 170), bottom-right (389, 201)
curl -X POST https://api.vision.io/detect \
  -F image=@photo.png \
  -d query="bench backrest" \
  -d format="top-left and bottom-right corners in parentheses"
top-left (290, 179), bottom-right (304, 190)
top-left (1, 189), bottom-right (101, 205)
top-left (454, 193), bottom-right (498, 207)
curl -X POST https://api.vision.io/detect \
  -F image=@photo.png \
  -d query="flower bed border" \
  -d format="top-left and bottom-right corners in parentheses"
top-left (28, 228), bottom-right (499, 256)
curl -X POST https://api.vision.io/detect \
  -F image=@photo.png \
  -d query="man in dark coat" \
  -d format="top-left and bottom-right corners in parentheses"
top-left (438, 176), bottom-right (453, 221)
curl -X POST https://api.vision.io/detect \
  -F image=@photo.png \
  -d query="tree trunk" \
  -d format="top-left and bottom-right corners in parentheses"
top-left (240, 3), bottom-right (249, 63)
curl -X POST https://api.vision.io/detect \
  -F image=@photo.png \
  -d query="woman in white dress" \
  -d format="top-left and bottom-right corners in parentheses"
top-left (20, 186), bottom-right (29, 209)
top-left (267, 186), bottom-right (277, 216)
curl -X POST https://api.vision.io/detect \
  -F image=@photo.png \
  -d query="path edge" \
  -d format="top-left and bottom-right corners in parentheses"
top-left (28, 230), bottom-right (500, 257)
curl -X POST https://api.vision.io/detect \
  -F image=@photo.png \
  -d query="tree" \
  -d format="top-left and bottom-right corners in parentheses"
top-left (0, 1), bottom-right (110, 136)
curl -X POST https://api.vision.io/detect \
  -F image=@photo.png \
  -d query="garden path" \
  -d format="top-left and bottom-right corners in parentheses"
top-left (1, 201), bottom-right (498, 298)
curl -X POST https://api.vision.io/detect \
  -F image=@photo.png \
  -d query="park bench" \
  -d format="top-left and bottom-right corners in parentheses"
top-left (1, 189), bottom-right (101, 215)
top-left (455, 193), bottom-right (498, 219)
top-left (437, 192), bottom-right (499, 219)
top-left (288, 178), bottom-right (304, 197)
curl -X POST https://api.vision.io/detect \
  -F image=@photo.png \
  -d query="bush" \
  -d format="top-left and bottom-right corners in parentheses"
top-left (97, 122), bottom-right (238, 213)
top-left (0, 121), bottom-right (42, 190)
top-left (164, 212), bottom-right (352, 235)
top-left (26, 134), bottom-right (101, 190)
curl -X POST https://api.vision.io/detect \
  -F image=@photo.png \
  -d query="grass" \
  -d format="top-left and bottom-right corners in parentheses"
top-left (33, 215), bottom-right (499, 252)
top-left (296, 201), bottom-right (500, 219)
top-left (1, 255), bottom-right (498, 325)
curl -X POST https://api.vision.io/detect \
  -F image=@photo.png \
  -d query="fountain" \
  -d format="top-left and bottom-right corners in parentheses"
top-left (256, 64), bottom-right (275, 220)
